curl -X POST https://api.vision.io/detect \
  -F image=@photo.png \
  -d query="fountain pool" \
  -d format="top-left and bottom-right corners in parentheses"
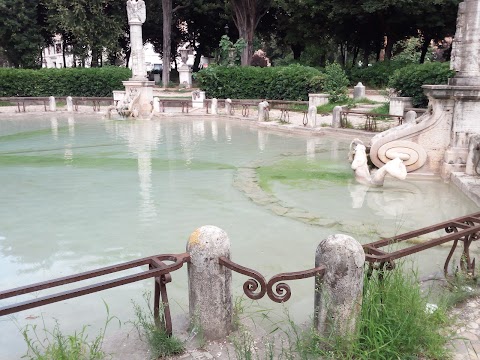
top-left (0, 113), bottom-right (477, 358)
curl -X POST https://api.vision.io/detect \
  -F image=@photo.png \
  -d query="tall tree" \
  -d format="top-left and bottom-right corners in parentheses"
top-left (43, 0), bottom-right (124, 67)
top-left (229, 0), bottom-right (271, 65)
top-left (0, 0), bottom-right (51, 68)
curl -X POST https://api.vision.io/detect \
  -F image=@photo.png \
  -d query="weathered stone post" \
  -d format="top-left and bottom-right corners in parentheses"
top-left (225, 98), bottom-right (232, 115)
top-left (353, 82), bottom-right (365, 100)
top-left (187, 226), bottom-right (232, 340)
top-left (153, 97), bottom-right (161, 113)
top-left (66, 96), bottom-right (73, 112)
top-left (308, 105), bottom-right (317, 127)
top-left (332, 106), bottom-right (343, 128)
top-left (258, 101), bottom-right (269, 122)
top-left (404, 110), bottom-right (417, 124)
top-left (211, 98), bottom-right (218, 115)
top-left (49, 96), bottom-right (56, 112)
top-left (314, 234), bottom-right (365, 338)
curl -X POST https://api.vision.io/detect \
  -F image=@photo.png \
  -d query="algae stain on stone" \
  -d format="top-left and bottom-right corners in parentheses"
top-left (257, 158), bottom-right (353, 192)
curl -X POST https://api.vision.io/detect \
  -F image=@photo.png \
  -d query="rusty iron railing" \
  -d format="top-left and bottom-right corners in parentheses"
top-left (341, 110), bottom-right (403, 131)
top-left (0, 253), bottom-right (190, 335)
top-left (219, 257), bottom-right (325, 303)
top-left (363, 211), bottom-right (480, 276)
top-left (2, 211), bottom-right (480, 334)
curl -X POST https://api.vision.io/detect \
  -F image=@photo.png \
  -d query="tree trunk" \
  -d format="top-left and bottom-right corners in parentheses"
top-left (91, 47), bottom-right (99, 67)
top-left (291, 43), bottom-right (304, 60)
top-left (230, 0), bottom-right (270, 66)
top-left (62, 39), bottom-right (67, 68)
top-left (419, 36), bottom-right (432, 64)
top-left (384, 36), bottom-right (396, 60)
top-left (162, 0), bottom-right (172, 88)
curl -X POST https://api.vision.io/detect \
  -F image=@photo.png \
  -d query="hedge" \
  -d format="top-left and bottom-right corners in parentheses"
top-left (348, 61), bottom-right (407, 88)
top-left (388, 62), bottom-right (454, 107)
top-left (194, 64), bottom-right (325, 101)
top-left (0, 67), bottom-right (132, 97)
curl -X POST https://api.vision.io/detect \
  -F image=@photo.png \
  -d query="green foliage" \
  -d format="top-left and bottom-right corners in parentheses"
top-left (293, 266), bottom-right (451, 359)
top-left (22, 303), bottom-right (118, 360)
top-left (348, 61), bottom-right (408, 88)
top-left (131, 293), bottom-right (185, 359)
top-left (388, 62), bottom-right (454, 107)
top-left (195, 64), bottom-right (324, 100)
top-left (323, 63), bottom-right (349, 103)
top-left (217, 35), bottom-right (246, 66)
top-left (0, 67), bottom-right (131, 97)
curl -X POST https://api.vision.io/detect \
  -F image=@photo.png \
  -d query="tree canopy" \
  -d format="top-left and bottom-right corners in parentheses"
top-left (0, 0), bottom-right (462, 68)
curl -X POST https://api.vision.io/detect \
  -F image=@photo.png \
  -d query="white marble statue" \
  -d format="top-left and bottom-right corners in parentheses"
top-left (127, 0), bottom-right (146, 24)
top-left (350, 139), bottom-right (407, 186)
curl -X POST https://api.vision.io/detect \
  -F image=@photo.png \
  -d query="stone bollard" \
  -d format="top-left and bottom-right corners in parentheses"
top-left (466, 134), bottom-right (480, 175)
top-left (211, 98), bottom-right (218, 115)
top-left (404, 110), bottom-right (417, 124)
top-left (353, 82), bottom-right (365, 100)
top-left (332, 106), bottom-right (343, 128)
top-left (153, 97), bottom-right (161, 113)
top-left (187, 226), bottom-right (232, 340)
top-left (66, 96), bottom-right (73, 112)
top-left (225, 98), bottom-right (232, 115)
top-left (258, 101), bottom-right (269, 122)
top-left (308, 105), bottom-right (317, 127)
top-left (49, 96), bottom-right (56, 112)
top-left (314, 234), bottom-right (365, 339)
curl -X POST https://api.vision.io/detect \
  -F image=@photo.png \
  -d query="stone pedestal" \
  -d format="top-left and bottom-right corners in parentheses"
top-left (389, 97), bottom-right (413, 116)
top-left (179, 65), bottom-right (192, 88)
top-left (353, 82), bottom-right (365, 100)
top-left (122, 80), bottom-right (155, 118)
top-left (309, 93), bottom-right (329, 108)
top-left (192, 90), bottom-right (205, 108)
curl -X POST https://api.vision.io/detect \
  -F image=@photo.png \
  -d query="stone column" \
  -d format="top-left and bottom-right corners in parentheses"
top-left (309, 93), bottom-right (329, 108)
top-left (49, 96), bottom-right (56, 112)
top-left (187, 226), bottom-right (232, 340)
top-left (314, 234), bottom-right (365, 338)
top-left (127, 0), bottom-right (147, 81)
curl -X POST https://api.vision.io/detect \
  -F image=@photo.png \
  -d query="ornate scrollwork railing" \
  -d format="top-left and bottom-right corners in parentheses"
top-left (218, 256), bottom-right (325, 303)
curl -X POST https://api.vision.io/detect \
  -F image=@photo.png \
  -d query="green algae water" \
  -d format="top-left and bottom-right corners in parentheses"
top-left (0, 114), bottom-right (477, 358)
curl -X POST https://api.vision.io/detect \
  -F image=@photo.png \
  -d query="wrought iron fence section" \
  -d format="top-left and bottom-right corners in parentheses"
top-left (218, 256), bottom-right (325, 303)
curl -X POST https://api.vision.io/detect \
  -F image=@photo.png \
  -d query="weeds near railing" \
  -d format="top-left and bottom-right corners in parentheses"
top-left (21, 302), bottom-right (119, 360)
top-left (131, 292), bottom-right (184, 359)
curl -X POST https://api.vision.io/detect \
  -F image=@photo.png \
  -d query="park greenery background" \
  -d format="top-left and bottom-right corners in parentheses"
top-left (0, 0), bottom-right (461, 106)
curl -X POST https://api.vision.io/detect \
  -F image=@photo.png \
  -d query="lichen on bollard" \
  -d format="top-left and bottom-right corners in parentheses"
top-left (314, 234), bottom-right (365, 339)
top-left (186, 225), bottom-right (232, 340)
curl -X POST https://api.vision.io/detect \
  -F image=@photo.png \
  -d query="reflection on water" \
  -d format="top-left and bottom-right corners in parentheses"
top-left (0, 114), bottom-right (477, 358)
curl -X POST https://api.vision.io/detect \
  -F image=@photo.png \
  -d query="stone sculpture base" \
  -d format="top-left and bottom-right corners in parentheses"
top-left (179, 66), bottom-right (192, 88)
top-left (122, 80), bottom-right (155, 118)
top-left (369, 84), bottom-right (480, 179)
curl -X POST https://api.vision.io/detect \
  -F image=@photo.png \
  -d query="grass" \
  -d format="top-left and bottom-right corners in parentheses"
top-left (370, 102), bottom-right (389, 115)
top-left (230, 265), bottom-right (455, 360)
top-left (21, 302), bottom-right (118, 360)
top-left (316, 97), bottom-right (381, 114)
top-left (131, 292), bottom-right (185, 359)
top-left (0, 100), bottom-right (14, 106)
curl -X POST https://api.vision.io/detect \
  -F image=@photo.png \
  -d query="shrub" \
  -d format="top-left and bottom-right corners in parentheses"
top-left (194, 64), bottom-right (324, 101)
top-left (324, 62), bottom-right (349, 103)
top-left (0, 67), bottom-right (131, 97)
top-left (388, 62), bottom-right (454, 107)
top-left (348, 60), bottom-right (407, 88)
